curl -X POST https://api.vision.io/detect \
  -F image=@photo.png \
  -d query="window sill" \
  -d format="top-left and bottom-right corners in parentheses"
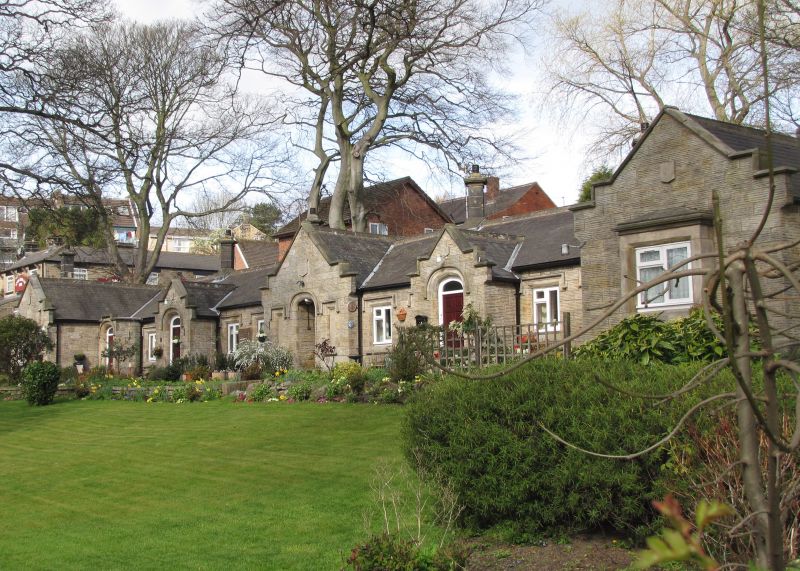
top-left (637, 302), bottom-right (693, 313)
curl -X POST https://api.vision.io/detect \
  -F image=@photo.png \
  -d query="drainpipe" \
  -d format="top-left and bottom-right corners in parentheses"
top-left (357, 293), bottom-right (363, 365)
top-left (514, 283), bottom-right (521, 327)
top-left (56, 322), bottom-right (61, 366)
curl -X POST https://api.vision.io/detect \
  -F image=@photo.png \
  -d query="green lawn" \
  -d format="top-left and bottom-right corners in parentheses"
top-left (0, 399), bottom-right (411, 570)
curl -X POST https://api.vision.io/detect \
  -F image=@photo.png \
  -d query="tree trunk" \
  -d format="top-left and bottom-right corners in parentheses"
top-left (728, 261), bottom-right (773, 569)
top-left (348, 150), bottom-right (366, 233)
top-left (328, 155), bottom-right (350, 230)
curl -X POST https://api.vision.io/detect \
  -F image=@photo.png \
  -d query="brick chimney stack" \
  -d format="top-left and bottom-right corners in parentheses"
top-left (219, 229), bottom-right (236, 271)
top-left (486, 176), bottom-right (500, 201)
top-left (465, 164), bottom-right (488, 225)
top-left (60, 249), bottom-right (75, 278)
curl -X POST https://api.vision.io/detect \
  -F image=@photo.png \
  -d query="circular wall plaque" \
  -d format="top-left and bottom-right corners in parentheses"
top-left (347, 301), bottom-right (358, 312)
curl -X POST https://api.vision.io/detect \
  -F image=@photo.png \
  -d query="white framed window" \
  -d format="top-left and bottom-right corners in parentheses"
top-left (373, 306), bottom-right (392, 344)
top-left (423, 227), bottom-right (434, 234)
top-left (146, 272), bottom-right (159, 285)
top-left (636, 242), bottom-right (692, 308)
top-left (533, 287), bottom-right (560, 331)
top-left (369, 222), bottom-right (388, 236)
top-left (227, 323), bottom-right (240, 353)
top-left (73, 268), bottom-right (88, 280)
top-left (256, 319), bottom-right (265, 340)
top-left (5, 275), bottom-right (13, 293)
top-left (0, 206), bottom-right (18, 222)
top-left (0, 228), bottom-right (17, 239)
top-left (171, 237), bottom-right (190, 252)
top-left (105, 326), bottom-right (115, 367)
top-left (148, 333), bottom-right (158, 361)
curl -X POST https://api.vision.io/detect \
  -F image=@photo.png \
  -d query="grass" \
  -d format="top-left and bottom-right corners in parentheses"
top-left (0, 399), bottom-right (412, 570)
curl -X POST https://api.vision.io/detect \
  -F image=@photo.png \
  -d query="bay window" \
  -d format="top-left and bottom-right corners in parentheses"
top-left (636, 242), bottom-right (692, 308)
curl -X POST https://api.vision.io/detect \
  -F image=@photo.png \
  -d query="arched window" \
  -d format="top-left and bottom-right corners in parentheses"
top-left (438, 278), bottom-right (464, 326)
top-left (105, 327), bottom-right (114, 367)
top-left (170, 315), bottom-right (181, 364)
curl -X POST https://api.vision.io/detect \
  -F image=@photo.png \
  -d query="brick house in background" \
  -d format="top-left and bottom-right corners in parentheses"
top-left (438, 177), bottom-right (556, 226)
top-left (570, 107), bottom-right (800, 339)
top-left (272, 177), bottom-right (453, 261)
top-left (0, 196), bottom-right (138, 267)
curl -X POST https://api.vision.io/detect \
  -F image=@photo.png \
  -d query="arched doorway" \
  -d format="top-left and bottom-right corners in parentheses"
top-left (439, 279), bottom-right (464, 326)
top-left (170, 315), bottom-right (181, 364)
top-left (295, 298), bottom-right (316, 369)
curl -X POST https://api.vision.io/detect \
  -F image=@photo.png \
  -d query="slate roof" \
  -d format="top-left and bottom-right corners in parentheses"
top-left (2, 245), bottom-right (219, 273)
top-left (38, 279), bottom-right (162, 322)
top-left (685, 113), bottom-right (800, 170)
top-left (273, 177), bottom-right (451, 237)
top-left (236, 240), bottom-right (279, 268)
top-left (459, 232), bottom-right (521, 280)
top-left (478, 209), bottom-right (579, 270)
top-left (361, 227), bottom-right (523, 291)
top-left (439, 183), bottom-right (539, 224)
top-left (214, 266), bottom-right (274, 310)
top-left (181, 281), bottom-right (236, 318)
top-left (307, 227), bottom-right (395, 287)
top-left (361, 234), bottom-right (438, 290)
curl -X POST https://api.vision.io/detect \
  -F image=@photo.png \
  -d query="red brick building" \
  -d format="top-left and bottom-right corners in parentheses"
top-left (272, 177), bottom-right (452, 260)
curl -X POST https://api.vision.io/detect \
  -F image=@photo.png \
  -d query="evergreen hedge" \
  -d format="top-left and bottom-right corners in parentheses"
top-left (402, 358), bottom-right (731, 539)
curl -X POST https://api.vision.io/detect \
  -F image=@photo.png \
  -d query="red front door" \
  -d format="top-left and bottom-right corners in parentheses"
top-left (442, 292), bottom-right (464, 349)
top-left (442, 292), bottom-right (464, 326)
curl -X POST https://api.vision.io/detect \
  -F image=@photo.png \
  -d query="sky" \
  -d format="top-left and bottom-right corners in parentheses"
top-left (113, 0), bottom-right (594, 206)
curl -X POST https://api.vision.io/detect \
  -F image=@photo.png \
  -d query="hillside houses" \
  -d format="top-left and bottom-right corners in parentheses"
top-left (5, 108), bottom-right (799, 371)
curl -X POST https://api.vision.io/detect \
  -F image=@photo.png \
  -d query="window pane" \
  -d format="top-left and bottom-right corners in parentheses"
top-left (666, 246), bottom-right (688, 268)
top-left (385, 309), bottom-right (391, 340)
top-left (639, 249), bottom-right (661, 263)
top-left (549, 290), bottom-right (559, 322)
top-left (535, 302), bottom-right (547, 325)
top-left (640, 266), bottom-right (665, 304)
top-left (671, 276), bottom-right (690, 300)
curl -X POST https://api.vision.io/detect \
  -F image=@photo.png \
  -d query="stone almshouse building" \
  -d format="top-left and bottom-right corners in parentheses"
top-left (8, 109), bottom-right (799, 370)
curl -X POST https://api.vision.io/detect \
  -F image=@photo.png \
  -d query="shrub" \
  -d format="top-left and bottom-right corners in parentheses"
top-left (0, 315), bottom-right (53, 380)
top-left (250, 383), bottom-right (276, 402)
top-left (332, 361), bottom-right (363, 381)
top-left (344, 534), bottom-right (468, 571)
top-left (214, 351), bottom-right (230, 371)
top-left (403, 358), bottom-right (730, 539)
top-left (147, 366), bottom-right (170, 381)
top-left (59, 366), bottom-right (78, 384)
top-left (387, 329), bottom-right (426, 382)
top-left (241, 362), bottom-right (263, 381)
top-left (21, 361), bottom-right (61, 406)
top-left (232, 340), bottom-right (293, 374)
top-left (574, 309), bottom-right (734, 365)
top-left (287, 380), bottom-right (313, 401)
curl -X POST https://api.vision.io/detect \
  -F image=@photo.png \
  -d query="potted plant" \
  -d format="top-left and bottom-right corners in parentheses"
top-left (153, 346), bottom-right (164, 359)
top-left (74, 353), bottom-right (86, 374)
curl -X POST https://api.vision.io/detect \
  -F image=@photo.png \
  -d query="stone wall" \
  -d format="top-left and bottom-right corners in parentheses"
top-left (263, 229), bottom-right (362, 367)
top-left (572, 111), bottom-right (800, 341)
top-left (518, 265), bottom-right (583, 335)
top-left (219, 306), bottom-right (266, 353)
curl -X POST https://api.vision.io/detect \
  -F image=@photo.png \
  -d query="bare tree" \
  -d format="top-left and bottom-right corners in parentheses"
top-left (0, 0), bottom-right (112, 190)
top-left (183, 189), bottom-right (248, 232)
top-left (9, 20), bottom-right (285, 283)
top-left (543, 0), bottom-right (794, 157)
top-left (211, 0), bottom-right (540, 232)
